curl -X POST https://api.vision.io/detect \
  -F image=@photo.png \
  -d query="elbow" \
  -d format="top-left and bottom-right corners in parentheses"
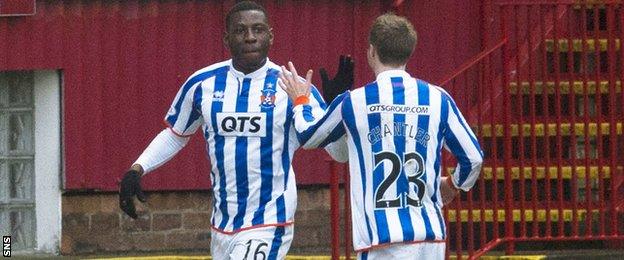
top-left (473, 154), bottom-right (484, 168)
top-left (470, 154), bottom-right (484, 174)
top-left (301, 142), bottom-right (316, 150)
top-left (470, 148), bottom-right (484, 167)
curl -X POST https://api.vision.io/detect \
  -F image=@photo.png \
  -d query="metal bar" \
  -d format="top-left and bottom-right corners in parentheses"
top-left (615, 0), bottom-right (624, 237)
top-left (606, 2), bottom-right (618, 237)
top-left (515, 4), bottom-right (528, 239)
top-left (528, 3), bottom-right (540, 239)
top-left (566, 2), bottom-right (580, 238)
top-left (438, 39), bottom-right (508, 87)
top-left (470, 238), bottom-right (506, 260)
top-left (592, 2), bottom-right (607, 237)
top-left (463, 70), bottom-right (476, 256)
top-left (330, 161), bottom-right (340, 260)
top-left (540, 3), bottom-right (554, 238)
top-left (492, 5), bottom-right (504, 246)
top-left (478, 49), bottom-right (489, 249)
top-left (552, 2), bottom-right (566, 238)
top-left (343, 164), bottom-right (352, 259)
top-left (502, 4), bottom-right (515, 255)
top-left (581, 0), bottom-right (594, 238)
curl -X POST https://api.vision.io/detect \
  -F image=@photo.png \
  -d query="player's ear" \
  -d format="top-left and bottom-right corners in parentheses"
top-left (367, 44), bottom-right (375, 59)
top-left (268, 27), bottom-right (274, 45)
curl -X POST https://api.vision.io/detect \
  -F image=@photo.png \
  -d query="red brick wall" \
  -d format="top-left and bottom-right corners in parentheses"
top-left (61, 187), bottom-right (341, 255)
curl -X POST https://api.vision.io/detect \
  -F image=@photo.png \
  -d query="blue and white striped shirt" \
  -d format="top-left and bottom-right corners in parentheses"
top-left (165, 59), bottom-right (327, 233)
top-left (292, 70), bottom-right (484, 251)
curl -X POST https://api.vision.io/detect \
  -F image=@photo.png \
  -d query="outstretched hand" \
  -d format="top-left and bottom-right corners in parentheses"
top-left (320, 55), bottom-right (354, 103)
top-left (278, 61), bottom-right (313, 103)
top-left (119, 169), bottom-right (147, 219)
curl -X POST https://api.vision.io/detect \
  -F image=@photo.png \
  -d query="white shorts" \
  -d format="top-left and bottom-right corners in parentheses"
top-left (210, 225), bottom-right (294, 260)
top-left (358, 242), bottom-right (445, 260)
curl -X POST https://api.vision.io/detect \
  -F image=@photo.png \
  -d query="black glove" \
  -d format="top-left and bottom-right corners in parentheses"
top-left (119, 169), bottom-right (147, 219)
top-left (320, 55), bottom-right (354, 103)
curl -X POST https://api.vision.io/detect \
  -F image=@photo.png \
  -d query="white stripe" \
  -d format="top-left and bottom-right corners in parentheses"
top-left (221, 72), bottom-right (240, 229)
top-left (243, 78), bottom-right (264, 227)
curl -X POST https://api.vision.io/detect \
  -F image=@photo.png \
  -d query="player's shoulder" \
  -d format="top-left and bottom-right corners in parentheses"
top-left (186, 60), bottom-right (231, 81)
top-left (265, 59), bottom-right (282, 72)
top-left (410, 78), bottom-right (451, 98)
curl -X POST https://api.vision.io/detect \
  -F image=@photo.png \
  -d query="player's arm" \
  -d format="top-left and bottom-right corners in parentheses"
top-left (120, 79), bottom-right (204, 219)
top-left (292, 94), bottom-right (347, 149)
top-left (278, 62), bottom-right (347, 148)
top-left (442, 93), bottom-right (484, 192)
top-left (119, 129), bottom-right (190, 218)
top-left (323, 135), bottom-right (348, 163)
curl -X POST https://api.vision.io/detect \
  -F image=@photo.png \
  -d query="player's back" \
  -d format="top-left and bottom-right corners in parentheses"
top-left (342, 70), bottom-right (448, 251)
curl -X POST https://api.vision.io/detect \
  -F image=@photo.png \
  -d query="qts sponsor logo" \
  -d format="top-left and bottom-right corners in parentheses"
top-left (216, 112), bottom-right (266, 137)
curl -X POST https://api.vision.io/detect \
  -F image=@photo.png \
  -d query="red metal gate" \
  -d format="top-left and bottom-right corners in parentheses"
top-left (330, 1), bottom-right (624, 259)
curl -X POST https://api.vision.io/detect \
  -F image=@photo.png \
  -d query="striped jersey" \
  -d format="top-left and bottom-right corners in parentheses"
top-left (165, 58), bottom-right (327, 234)
top-left (292, 70), bottom-right (484, 251)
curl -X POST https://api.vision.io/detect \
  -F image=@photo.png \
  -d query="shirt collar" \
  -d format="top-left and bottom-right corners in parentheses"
top-left (229, 58), bottom-right (272, 79)
top-left (375, 69), bottom-right (411, 83)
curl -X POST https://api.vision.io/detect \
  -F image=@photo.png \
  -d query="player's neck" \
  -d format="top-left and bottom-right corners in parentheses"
top-left (373, 63), bottom-right (406, 77)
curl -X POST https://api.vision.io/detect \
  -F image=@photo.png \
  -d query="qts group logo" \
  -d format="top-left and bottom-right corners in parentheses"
top-left (2, 236), bottom-right (10, 257)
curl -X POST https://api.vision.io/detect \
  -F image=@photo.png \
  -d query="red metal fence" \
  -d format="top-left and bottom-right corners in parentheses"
top-left (330, 1), bottom-right (624, 259)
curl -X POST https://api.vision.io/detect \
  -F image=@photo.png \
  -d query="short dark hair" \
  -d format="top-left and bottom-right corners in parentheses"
top-left (368, 13), bottom-right (417, 66)
top-left (225, 1), bottom-right (269, 31)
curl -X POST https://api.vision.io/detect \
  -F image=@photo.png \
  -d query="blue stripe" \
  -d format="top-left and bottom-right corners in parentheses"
top-left (277, 83), bottom-right (295, 224)
top-left (232, 78), bottom-right (252, 230)
top-left (392, 77), bottom-right (415, 241)
top-left (281, 95), bottom-right (293, 190)
top-left (301, 105), bottom-right (314, 122)
top-left (433, 93), bottom-right (450, 238)
top-left (343, 93), bottom-right (374, 243)
top-left (447, 92), bottom-right (483, 186)
top-left (296, 93), bottom-right (347, 147)
top-left (360, 251), bottom-right (368, 260)
top-left (310, 85), bottom-right (327, 109)
top-left (183, 83), bottom-right (203, 131)
top-left (445, 127), bottom-right (473, 185)
top-left (443, 91), bottom-right (477, 186)
top-left (268, 226), bottom-right (285, 260)
top-left (447, 93), bottom-right (484, 157)
top-left (317, 124), bottom-right (346, 148)
top-left (416, 79), bottom-right (435, 240)
top-left (253, 69), bottom-right (279, 225)
top-left (166, 66), bottom-right (228, 126)
top-left (276, 194), bottom-right (286, 222)
top-left (210, 71), bottom-right (230, 230)
top-left (366, 83), bottom-right (391, 244)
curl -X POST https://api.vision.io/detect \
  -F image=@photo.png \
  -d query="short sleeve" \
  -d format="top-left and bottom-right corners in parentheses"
top-left (164, 80), bottom-right (204, 137)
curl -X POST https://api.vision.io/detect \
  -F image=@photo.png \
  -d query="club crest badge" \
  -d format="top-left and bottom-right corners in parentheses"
top-left (260, 82), bottom-right (276, 109)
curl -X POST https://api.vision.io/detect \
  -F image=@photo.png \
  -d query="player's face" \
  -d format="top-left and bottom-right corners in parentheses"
top-left (225, 10), bottom-right (273, 74)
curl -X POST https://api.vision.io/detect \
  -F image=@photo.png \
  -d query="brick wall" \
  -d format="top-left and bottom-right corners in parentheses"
top-left (61, 186), bottom-right (343, 255)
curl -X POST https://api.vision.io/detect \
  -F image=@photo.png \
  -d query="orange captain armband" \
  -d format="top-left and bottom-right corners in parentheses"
top-left (294, 95), bottom-right (310, 106)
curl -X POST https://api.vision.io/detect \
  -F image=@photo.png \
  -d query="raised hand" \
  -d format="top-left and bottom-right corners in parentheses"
top-left (320, 55), bottom-right (354, 103)
top-left (278, 61), bottom-right (313, 103)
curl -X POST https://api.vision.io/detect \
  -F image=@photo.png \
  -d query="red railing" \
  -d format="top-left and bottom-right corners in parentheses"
top-left (439, 37), bottom-right (509, 259)
top-left (329, 1), bottom-right (624, 259)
